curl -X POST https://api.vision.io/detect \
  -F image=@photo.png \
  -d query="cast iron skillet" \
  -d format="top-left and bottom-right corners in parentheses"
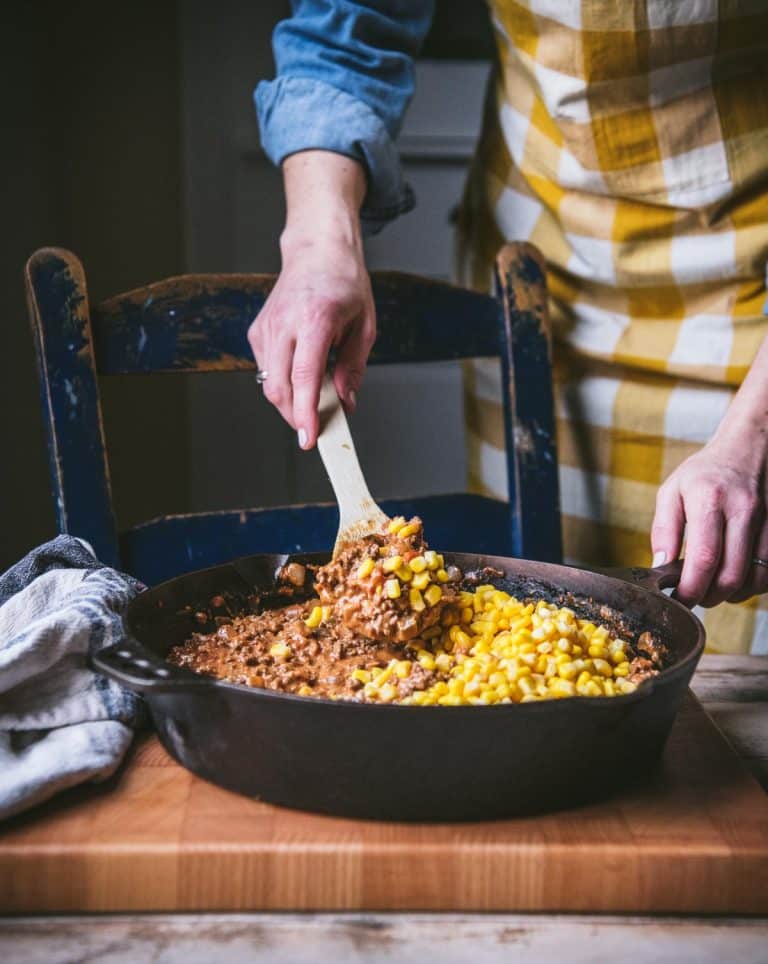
top-left (94, 553), bottom-right (704, 822)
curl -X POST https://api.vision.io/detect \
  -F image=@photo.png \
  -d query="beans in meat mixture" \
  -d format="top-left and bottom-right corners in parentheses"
top-left (167, 517), bottom-right (668, 705)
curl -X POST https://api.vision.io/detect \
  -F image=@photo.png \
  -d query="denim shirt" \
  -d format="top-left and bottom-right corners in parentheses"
top-left (255, 1), bottom-right (434, 234)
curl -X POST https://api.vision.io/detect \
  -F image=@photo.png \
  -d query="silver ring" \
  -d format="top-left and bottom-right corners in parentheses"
top-left (752, 557), bottom-right (768, 570)
top-left (254, 369), bottom-right (269, 385)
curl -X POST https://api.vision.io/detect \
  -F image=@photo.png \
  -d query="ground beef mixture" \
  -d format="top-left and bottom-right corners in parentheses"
top-left (168, 598), bottom-right (437, 700)
top-left (166, 519), bottom-right (669, 705)
top-left (314, 516), bottom-right (461, 643)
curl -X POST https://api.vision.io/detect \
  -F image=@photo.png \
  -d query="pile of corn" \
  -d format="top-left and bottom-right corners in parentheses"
top-left (362, 584), bottom-right (639, 705)
top-left (357, 515), bottom-right (451, 613)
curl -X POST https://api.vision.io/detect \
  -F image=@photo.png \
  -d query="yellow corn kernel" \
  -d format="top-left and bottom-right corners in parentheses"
top-left (536, 641), bottom-right (553, 654)
top-left (378, 683), bottom-right (397, 702)
top-left (593, 658), bottom-right (613, 678)
top-left (410, 588), bottom-right (426, 612)
top-left (304, 606), bottom-right (323, 629)
top-left (424, 550), bottom-right (439, 570)
top-left (387, 516), bottom-right (406, 534)
top-left (617, 679), bottom-right (637, 694)
top-left (436, 554), bottom-right (445, 568)
top-left (356, 557), bottom-right (375, 579)
top-left (398, 522), bottom-right (420, 539)
top-left (385, 578), bottom-right (401, 599)
top-left (603, 679), bottom-right (616, 697)
top-left (321, 606), bottom-right (333, 621)
top-left (352, 668), bottom-right (371, 684)
top-left (449, 626), bottom-right (472, 649)
top-left (411, 570), bottom-right (430, 591)
top-left (614, 661), bottom-right (630, 677)
top-left (556, 638), bottom-right (572, 653)
top-left (297, 684), bottom-right (313, 696)
top-left (611, 649), bottom-right (627, 666)
top-left (461, 606), bottom-right (473, 624)
top-left (395, 564), bottom-right (413, 583)
top-left (395, 660), bottom-right (412, 679)
top-left (435, 652), bottom-right (452, 672)
top-left (581, 680), bottom-right (603, 697)
top-left (436, 568), bottom-right (450, 583)
top-left (382, 555), bottom-right (403, 573)
top-left (571, 644), bottom-right (583, 657)
top-left (518, 675), bottom-right (536, 695)
top-left (588, 642), bottom-right (608, 660)
top-left (447, 678), bottom-right (465, 697)
top-left (409, 555), bottom-right (427, 573)
top-left (374, 662), bottom-right (396, 686)
top-left (549, 678), bottom-right (577, 698)
top-left (417, 651), bottom-right (436, 671)
top-left (576, 670), bottom-right (592, 688)
top-left (424, 584), bottom-right (443, 607)
top-left (270, 641), bottom-right (292, 660)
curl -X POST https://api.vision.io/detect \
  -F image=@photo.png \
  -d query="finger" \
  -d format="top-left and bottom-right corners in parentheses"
top-left (702, 504), bottom-right (757, 606)
top-left (292, 327), bottom-right (334, 449)
top-left (262, 335), bottom-right (296, 429)
top-left (333, 312), bottom-right (376, 413)
top-left (676, 496), bottom-right (724, 607)
top-left (247, 316), bottom-right (266, 370)
top-left (728, 516), bottom-right (768, 603)
top-left (651, 481), bottom-right (685, 568)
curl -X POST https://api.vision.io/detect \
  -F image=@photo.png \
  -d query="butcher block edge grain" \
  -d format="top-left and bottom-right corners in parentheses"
top-left (1, 694), bottom-right (767, 915)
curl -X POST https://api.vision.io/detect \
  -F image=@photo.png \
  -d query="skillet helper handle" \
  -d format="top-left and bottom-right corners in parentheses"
top-left (92, 642), bottom-right (204, 694)
top-left (608, 559), bottom-right (684, 594)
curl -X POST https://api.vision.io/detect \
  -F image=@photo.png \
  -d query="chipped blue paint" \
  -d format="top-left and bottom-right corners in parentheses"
top-left (495, 252), bottom-right (561, 564)
top-left (90, 274), bottom-right (502, 373)
top-left (121, 494), bottom-right (517, 586)
top-left (28, 247), bottom-right (561, 581)
top-left (26, 250), bottom-right (119, 566)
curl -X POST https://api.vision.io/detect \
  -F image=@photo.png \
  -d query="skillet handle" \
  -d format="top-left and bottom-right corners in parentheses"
top-left (92, 641), bottom-right (207, 694)
top-left (602, 559), bottom-right (684, 595)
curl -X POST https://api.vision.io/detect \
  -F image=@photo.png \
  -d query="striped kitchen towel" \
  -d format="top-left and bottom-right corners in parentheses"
top-left (0, 536), bottom-right (144, 820)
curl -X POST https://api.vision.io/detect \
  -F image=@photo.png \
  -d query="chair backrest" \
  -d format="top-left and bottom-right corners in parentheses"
top-left (25, 243), bottom-right (561, 568)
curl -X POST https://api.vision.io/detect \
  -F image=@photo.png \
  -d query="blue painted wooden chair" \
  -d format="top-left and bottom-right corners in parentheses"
top-left (25, 243), bottom-right (561, 585)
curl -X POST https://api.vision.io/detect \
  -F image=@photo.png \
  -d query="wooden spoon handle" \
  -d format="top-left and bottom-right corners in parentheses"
top-left (316, 374), bottom-right (388, 554)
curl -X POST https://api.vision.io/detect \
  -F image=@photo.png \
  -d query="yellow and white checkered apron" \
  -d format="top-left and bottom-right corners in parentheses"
top-left (456, 0), bottom-right (768, 653)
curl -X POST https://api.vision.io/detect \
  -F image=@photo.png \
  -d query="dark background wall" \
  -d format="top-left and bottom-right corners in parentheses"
top-left (1, 2), bottom-right (187, 568)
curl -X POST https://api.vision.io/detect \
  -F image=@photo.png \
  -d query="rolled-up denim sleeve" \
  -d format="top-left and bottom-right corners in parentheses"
top-left (255, 1), bottom-right (434, 234)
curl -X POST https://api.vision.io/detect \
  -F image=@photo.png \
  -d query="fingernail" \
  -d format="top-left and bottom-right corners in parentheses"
top-left (348, 389), bottom-right (357, 410)
top-left (652, 551), bottom-right (667, 568)
top-left (297, 428), bottom-right (308, 449)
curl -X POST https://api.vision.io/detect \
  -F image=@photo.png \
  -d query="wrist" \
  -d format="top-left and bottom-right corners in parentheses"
top-left (710, 410), bottom-right (768, 467)
top-left (281, 207), bottom-right (362, 259)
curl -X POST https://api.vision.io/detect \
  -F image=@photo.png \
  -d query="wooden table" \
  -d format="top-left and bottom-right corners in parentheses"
top-left (1, 655), bottom-right (766, 963)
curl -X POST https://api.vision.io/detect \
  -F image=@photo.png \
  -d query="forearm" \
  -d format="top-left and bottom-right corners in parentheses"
top-left (712, 336), bottom-right (768, 456)
top-left (281, 150), bottom-right (367, 254)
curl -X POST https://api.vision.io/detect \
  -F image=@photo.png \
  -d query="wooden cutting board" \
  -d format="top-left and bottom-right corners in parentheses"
top-left (2, 694), bottom-right (767, 915)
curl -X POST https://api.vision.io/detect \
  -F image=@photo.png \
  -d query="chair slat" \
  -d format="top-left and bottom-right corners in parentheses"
top-left (25, 249), bottom-right (120, 566)
top-left (90, 273), bottom-right (502, 374)
top-left (26, 242), bottom-right (562, 574)
top-left (494, 245), bottom-right (562, 563)
top-left (120, 494), bottom-right (513, 586)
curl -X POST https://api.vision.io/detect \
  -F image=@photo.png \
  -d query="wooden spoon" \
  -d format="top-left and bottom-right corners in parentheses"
top-left (316, 373), bottom-right (389, 558)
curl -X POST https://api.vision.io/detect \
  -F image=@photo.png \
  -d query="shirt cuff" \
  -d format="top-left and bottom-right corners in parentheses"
top-left (255, 76), bottom-right (414, 235)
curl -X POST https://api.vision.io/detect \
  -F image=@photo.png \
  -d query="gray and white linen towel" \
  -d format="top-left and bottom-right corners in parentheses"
top-left (0, 536), bottom-right (143, 820)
